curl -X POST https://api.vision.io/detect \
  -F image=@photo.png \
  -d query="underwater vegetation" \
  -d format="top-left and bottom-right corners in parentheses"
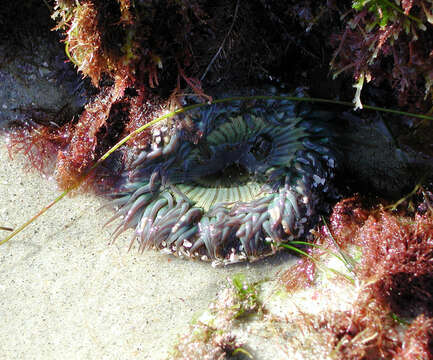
top-left (108, 98), bottom-right (337, 264)
top-left (280, 195), bottom-right (433, 358)
top-left (331, 0), bottom-right (433, 110)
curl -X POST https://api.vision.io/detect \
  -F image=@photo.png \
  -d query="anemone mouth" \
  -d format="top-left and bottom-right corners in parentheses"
top-left (108, 98), bottom-right (337, 264)
top-left (193, 163), bottom-right (252, 188)
top-left (177, 163), bottom-right (265, 211)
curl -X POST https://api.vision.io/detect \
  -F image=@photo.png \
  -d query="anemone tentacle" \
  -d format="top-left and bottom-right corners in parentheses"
top-left (109, 98), bottom-right (338, 264)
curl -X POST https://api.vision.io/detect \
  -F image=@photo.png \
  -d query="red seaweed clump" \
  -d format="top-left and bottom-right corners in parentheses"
top-left (330, 295), bottom-right (401, 359)
top-left (280, 256), bottom-right (317, 292)
top-left (7, 120), bottom-right (72, 178)
top-left (326, 196), bottom-right (370, 246)
top-left (56, 88), bottom-right (117, 188)
top-left (121, 87), bottom-right (166, 149)
top-left (280, 194), bottom-right (433, 358)
top-left (394, 315), bottom-right (433, 360)
top-left (315, 194), bottom-right (433, 319)
top-left (56, 1), bottom-right (108, 87)
top-left (355, 209), bottom-right (433, 318)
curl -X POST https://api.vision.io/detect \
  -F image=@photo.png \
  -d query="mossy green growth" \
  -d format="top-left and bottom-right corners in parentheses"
top-left (352, 0), bottom-right (422, 29)
top-left (231, 274), bottom-right (264, 318)
top-left (169, 274), bottom-right (261, 359)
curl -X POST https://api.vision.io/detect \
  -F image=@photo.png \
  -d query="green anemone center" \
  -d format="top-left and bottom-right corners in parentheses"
top-left (165, 111), bottom-right (308, 211)
top-left (173, 116), bottom-right (276, 211)
top-left (178, 160), bottom-right (266, 211)
top-left (177, 181), bottom-right (264, 211)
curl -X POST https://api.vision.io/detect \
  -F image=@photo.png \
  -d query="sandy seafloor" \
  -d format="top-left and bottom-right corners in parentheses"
top-left (0, 137), bottom-right (295, 359)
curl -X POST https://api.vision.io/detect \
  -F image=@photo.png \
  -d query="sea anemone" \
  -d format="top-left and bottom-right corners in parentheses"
top-left (107, 97), bottom-right (337, 264)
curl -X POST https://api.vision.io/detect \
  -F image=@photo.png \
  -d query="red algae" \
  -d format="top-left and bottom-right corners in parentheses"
top-left (324, 296), bottom-right (401, 359)
top-left (394, 315), bottom-right (433, 360)
top-left (355, 210), bottom-right (433, 318)
top-left (330, 0), bottom-right (433, 111)
top-left (7, 118), bottom-right (73, 177)
top-left (280, 193), bottom-right (433, 358)
top-left (315, 194), bottom-right (433, 318)
top-left (60, 1), bottom-right (106, 87)
top-left (56, 87), bottom-right (119, 189)
top-left (327, 196), bottom-right (370, 246)
top-left (280, 257), bottom-right (317, 292)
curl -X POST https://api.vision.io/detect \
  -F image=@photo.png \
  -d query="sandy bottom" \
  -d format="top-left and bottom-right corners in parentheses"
top-left (0, 137), bottom-right (294, 359)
